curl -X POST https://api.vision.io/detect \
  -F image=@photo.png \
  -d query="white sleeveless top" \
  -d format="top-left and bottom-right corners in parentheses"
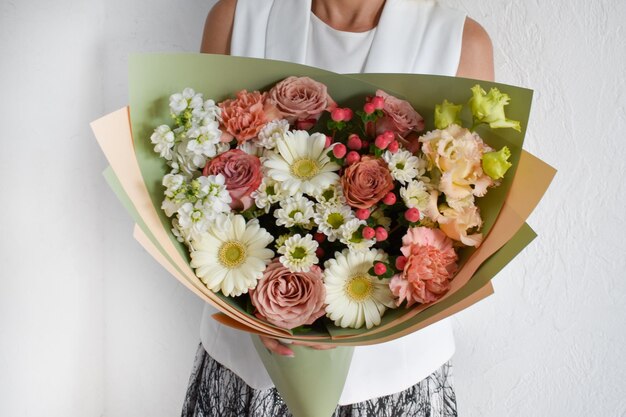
top-left (200, 0), bottom-right (466, 405)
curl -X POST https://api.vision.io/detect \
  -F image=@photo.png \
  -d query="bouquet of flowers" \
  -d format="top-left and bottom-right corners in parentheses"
top-left (92, 54), bottom-right (554, 417)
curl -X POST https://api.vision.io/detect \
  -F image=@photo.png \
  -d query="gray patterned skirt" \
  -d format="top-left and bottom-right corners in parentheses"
top-left (181, 343), bottom-right (457, 417)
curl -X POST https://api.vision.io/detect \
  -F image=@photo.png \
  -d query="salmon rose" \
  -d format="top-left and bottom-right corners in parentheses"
top-left (341, 156), bottom-right (394, 209)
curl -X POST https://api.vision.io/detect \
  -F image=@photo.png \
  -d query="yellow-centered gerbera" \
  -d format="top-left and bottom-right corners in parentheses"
top-left (263, 130), bottom-right (340, 196)
top-left (190, 214), bottom-right (274, 297)
top-left (323, 249), bottom-right (396, 329)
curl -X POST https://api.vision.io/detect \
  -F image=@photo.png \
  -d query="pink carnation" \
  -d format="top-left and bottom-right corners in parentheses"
top-left (389, 227), bottom-right (458, 307)
top-left (219, 90), bottom-right (281, 143)
top-left (250, 260), bottom-right (326, 330)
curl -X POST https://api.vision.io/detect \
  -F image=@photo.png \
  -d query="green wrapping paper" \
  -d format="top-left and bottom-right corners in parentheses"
top-left (251, 336), bottom-right (354, 417)
top-left (93, 53), bottom-right (545, 417)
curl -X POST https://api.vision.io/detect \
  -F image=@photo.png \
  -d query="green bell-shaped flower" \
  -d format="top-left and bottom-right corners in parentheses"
top-left (434, 100), bottom-right (463, 129)
top-left (482, 146), bottom-right (512, 179)
top-left (469, 85), bottom-right (521, 132)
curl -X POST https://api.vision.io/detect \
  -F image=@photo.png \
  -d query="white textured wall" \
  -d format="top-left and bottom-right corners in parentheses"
top-left (1, 1), bottom-right (625, 416)
top-left (0, 1), bottom-right (106, 416)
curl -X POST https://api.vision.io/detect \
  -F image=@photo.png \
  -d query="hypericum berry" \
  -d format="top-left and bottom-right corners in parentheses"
top-left (383, 130), bottom-right (395, 141)
top-left (364, 102), bottom-right (376, 114)
top-left (325, 135), bottom-right (333, 148)
top-left (347, 134), bottom-right (362, 150)
top-left (382, 192), bottom-right (396, 205)
top-left (404, 208), bottom-right (421, 223)
top-left (314, 232), bottom-right (326, 243)
top-left (362, 226), bottom-right (376, 240)
top-left (355, 208), bottom-right (370, 220)
top-left (371, 96), bottom-right (385, 110)
top-left (346, 151), bottom-right (361, 165)
top-left (343, 108), bottom-right (353, 121)
top-left (332, 143), bottom-right (347, 158)
top-left (315, 247), bottom-right (325, 258)
top-left (331, 108), bottom-right (346, 122)
top-left (375, 134), bottom-right (391, 150)
top-left (387, 140), bottom-right (399, 153)
top-left (375, 227), bottom-right (388, 241)
top-left (395, 256), bottom-right (407, 270)
top-left (374, 262), bottom-right (387, 276)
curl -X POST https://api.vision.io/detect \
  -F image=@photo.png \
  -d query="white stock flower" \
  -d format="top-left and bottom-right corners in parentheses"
top-left (186, 122), bottom-right (222, 158)
top-left (257, 119), bottom-right (289, 149)
top-left (274, 194), bottom-right (315, 228)
top-left (324, 249), bottom-right (395, 329)
top-left (150, 125), bottom-right (176, 160)
top-left (190, 214), bottom-right (274, 297)
top-left (277, 234), bottom-right (319, 272)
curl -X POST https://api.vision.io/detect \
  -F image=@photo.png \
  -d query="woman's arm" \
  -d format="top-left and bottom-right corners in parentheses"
top-left (200, 0), bottom-right (237, 54)
top-left (456, 17), bottom-right (495, 81)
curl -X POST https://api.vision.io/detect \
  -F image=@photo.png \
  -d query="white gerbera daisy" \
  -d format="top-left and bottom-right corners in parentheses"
top-left (339, 219), bottom-right (375, 251)
top-left (264, 130), bottom-right (340, 196)
top-left (277, 234), bottom-right (319, 272)
top-left (400, 180), bottom-right (430, 217)
top-left (314, 204), bottom-right (355, 242)
top-left (274, 194), bottom-right (315, 228)
top-left (324, 249), bottom-right (396, 329)
top-left (257, 119), bottom-right (289, 149)
top-left (190, 214), bottom-right (274, 297)
top-left (382, 149), bottom-right (424, 184)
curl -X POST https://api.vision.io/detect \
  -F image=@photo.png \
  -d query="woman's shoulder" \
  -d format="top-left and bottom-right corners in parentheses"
top-left (457, 17), bottom-right (494, 80)
top-left (200, 0), bottom-right (238, 54)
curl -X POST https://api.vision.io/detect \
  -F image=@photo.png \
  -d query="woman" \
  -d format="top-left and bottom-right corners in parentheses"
top-left (183, 1), bottom-right (493, 415)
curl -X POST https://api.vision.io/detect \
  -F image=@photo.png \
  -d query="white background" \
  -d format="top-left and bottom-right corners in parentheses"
top-left (1, 0), bottom-right (625, 416)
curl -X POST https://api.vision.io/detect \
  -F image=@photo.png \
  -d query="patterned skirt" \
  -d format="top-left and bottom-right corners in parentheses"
top-left (181, 343), bottom-right (457, 417)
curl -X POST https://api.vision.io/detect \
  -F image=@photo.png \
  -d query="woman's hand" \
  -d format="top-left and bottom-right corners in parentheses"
top-left (259, 336), bottom-right (336, 357)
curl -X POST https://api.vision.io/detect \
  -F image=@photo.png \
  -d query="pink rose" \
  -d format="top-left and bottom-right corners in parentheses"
top-left (389, 227), bottom-right (458, 307)
top-left (203, 149), bottom-right (262, 210)
top-left (341, 156), bottom-right (395, 209)
top-left (269, 76), bottom-right (336, 126)
top-left (219, 90), bottom-right (281, 143)
top-left (374, 90), bottom-right (424, 137)
top-left (250, 260), bottom-right (326, 330)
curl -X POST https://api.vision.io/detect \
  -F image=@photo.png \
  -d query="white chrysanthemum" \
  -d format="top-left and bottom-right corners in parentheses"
top-left (274, 194), bottom-right (315, 228)
top-left (190, 214), bottom-right (274, 297)
top-left (150, 125), bottom-right (176, 160)
top-left (264, 130), bottom-right (340, 196)
top-left (324, 249), bottom-right (396, 329)
top-left (314, 204), bottom-right (355, 242)
top-left (400, 180), bottom-right (431, 217)
top-left (382, 149), bottom-right (424, 184)
top-left (257, 119), bottom-right (289, 149)
top-left (277, 234), bottom-right (319, 272)
top-left (339, 219), bottom-right (375, 251)
top-left (252, 178), bottom-right (286, 213)
top-left (186, 122), bottom-right (221, 158)
top-left (313, 183), bottom-right (346, 207)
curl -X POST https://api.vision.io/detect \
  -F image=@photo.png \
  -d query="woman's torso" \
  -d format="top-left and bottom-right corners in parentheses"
top-left (200, 0), bottom-right (466, 405)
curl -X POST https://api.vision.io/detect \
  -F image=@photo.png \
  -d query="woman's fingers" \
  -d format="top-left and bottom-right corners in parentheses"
top-left (260, 336), bottom-right (295, 357)
top-left (291, 341), bottom-right (336, 350)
